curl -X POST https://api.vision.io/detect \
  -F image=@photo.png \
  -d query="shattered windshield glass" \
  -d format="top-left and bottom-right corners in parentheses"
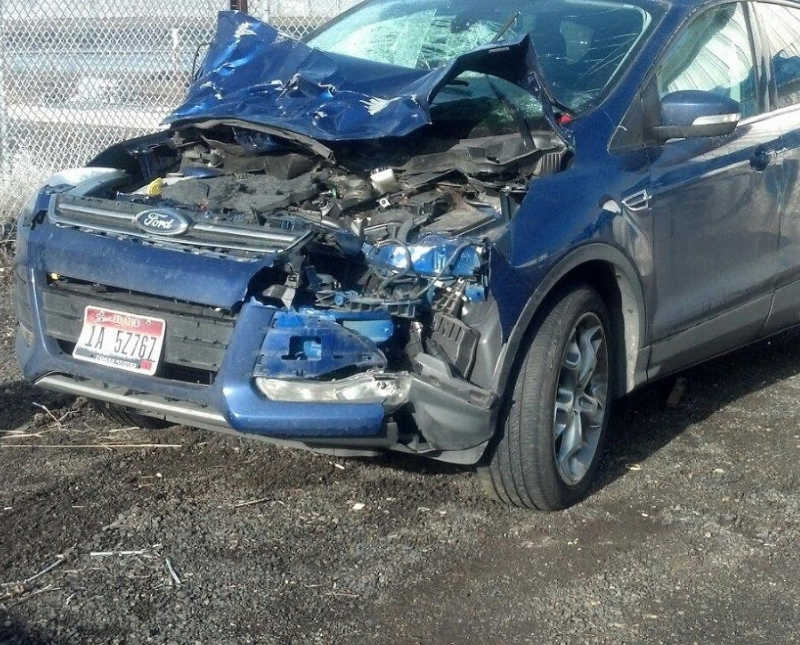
top-left (308, 0), bottom-right (659, 113)
top-left (430, 72), bottom-right (547, 137)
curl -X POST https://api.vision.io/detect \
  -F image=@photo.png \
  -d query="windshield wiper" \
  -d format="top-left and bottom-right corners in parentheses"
top-left (492, 10), bottom-right (521, 43)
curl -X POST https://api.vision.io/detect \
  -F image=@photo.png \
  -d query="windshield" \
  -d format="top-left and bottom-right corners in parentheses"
top-left (308, 0), bottom-right (659, 113)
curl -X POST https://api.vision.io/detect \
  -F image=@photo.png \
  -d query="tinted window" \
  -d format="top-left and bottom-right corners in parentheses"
top-left (755, 2), bottom-right (800, 109)
top-left (656, 3), bottom-right (758, 118)
top-left (308, 0), bottom-right (661, 113)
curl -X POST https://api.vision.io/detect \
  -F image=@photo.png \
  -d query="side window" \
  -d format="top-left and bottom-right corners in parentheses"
top-left (755, 3), bottom-right (800, 109)
top-left (656, 3), bottom-right (758, 118)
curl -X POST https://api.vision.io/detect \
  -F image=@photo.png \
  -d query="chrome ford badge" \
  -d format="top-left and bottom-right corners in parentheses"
top-left (134, 209), bottom-right (190, 236)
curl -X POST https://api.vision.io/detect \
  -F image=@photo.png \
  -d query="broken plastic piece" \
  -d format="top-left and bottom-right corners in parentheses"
top-left (431, 313), bottom-right (480, 378)
top-left (370, 168), bottom-right (400, 195)
top-left (297, 308), bottom-right (395, 345)
top-left (254, 311), bottom-right (386, 379)
top-left (146, 177), bottom-right (164, 197)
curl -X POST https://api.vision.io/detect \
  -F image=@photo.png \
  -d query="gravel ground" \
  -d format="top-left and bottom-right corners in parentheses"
top-left (1, 265), bottom-right (799, 644)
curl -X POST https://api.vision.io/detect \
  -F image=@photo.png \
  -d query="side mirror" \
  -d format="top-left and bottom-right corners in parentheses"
top-left (653, 90), bottom-right (740, 142)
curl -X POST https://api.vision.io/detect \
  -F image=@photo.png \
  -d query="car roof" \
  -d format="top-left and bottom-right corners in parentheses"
top-left (669, 0), bottom-right (800, 7)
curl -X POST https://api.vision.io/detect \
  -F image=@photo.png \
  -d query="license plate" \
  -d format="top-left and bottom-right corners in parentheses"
top-left (72, 306), bottom-right (166, 376)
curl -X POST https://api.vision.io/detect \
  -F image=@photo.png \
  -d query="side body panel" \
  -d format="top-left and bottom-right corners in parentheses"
top-left (637, 0), bottom-right (786, 376)
top-left (753, 1), bottom-right (800, 332)
top-left (646, 115), bottom-right (784, 373)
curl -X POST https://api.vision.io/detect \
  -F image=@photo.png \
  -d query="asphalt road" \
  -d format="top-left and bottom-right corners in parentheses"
top-left (1, 266), bottom-right (799, 644)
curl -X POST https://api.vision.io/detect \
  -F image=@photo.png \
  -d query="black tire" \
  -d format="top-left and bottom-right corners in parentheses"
top-left (92, 401), bottom-right (174, 430)
top-left (480, 284), bottom-right (615, 510)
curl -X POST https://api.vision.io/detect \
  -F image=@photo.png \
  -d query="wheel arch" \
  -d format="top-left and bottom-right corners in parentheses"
top-left (492, 244), bottom-right (648, 400)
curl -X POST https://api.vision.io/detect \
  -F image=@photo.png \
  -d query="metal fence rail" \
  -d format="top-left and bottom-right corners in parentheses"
top-left (0, 0), bottom-right (357, 226)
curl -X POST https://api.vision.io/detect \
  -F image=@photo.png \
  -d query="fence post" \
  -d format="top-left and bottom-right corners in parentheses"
top-left (0, 3), bottom-right (8, 182)
top-left (230, 0), bottom-right (249, 11)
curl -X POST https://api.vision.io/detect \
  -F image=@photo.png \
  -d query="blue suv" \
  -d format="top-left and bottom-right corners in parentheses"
top-left (14, 0), bottom-right (800, 508)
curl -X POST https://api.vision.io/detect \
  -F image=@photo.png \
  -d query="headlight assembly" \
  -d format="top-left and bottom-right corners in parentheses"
top-left (255, 372), bottom-right (411, 409)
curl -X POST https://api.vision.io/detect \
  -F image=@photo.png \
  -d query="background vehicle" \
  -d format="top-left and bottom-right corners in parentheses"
top-left (14, 0), bottom-right (800, 509)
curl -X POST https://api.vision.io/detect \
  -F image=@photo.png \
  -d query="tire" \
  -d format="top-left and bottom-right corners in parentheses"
top-left (480, 284), bottom-right (615, 510)
top-left (92, 401), bottom-right (174, 430)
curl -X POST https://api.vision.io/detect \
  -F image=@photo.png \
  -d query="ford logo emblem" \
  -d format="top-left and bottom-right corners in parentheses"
top-left (134, 209), bottom-right (190, 236)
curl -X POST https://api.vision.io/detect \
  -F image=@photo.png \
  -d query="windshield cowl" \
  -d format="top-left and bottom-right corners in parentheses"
top-left (166, 12), bottom-right (571, 149)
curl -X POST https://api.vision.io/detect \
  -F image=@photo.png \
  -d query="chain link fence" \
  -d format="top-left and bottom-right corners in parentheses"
top-left (248, 0), bottom-right (360, 37)
top-left (0, 0), bottom-right (358, 236)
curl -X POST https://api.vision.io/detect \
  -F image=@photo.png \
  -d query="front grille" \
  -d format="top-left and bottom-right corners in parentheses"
top-left (42, 279), bottom-right (236, 384)
top-left (49, 193), bottom-right (312, 258)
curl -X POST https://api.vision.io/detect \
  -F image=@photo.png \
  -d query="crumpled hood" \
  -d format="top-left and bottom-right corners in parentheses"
top-left (166, 11), bottom-right (565, 143)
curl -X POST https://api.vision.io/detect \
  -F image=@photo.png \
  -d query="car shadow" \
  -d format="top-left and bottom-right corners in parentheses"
top-left (0, 379), bottom-right (76, 431)
top-left (380, 327), bottom-right (800, 498)
top-left (6, 328), bottom-right (800, 498)
top-left (595, 326), bottom-right (800, 491)
top-left (372, 450), bottom-right (467, 476)
top-left (0, 614), bottom-right (61, 645)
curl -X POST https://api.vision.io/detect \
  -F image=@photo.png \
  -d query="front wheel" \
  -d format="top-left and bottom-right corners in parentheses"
top-left (480, 284), bottom-right (614, 510)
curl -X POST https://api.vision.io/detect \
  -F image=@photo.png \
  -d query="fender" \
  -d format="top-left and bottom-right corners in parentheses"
top-left (491, 242), bottom-right (650, 400)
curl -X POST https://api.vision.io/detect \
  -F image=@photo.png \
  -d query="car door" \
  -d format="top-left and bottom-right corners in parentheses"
top-left (753, 1), bottom-right (800, 333)
top-left (645, 1), bottom-right (784, 375)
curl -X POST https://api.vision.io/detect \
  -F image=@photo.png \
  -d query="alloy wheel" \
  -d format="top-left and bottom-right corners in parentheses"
top-left (552, 312), bottom-right (609, 486)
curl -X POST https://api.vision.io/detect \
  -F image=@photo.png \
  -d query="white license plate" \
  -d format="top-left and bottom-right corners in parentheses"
top-left (72, 306), bottom-right (166, 376)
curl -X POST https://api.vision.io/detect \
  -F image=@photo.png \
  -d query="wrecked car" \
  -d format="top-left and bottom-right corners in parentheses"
top-left (16, 0), bottom-right (800, 509)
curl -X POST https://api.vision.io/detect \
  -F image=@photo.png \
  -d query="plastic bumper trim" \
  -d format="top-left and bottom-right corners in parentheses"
top-left (35, 374), bottom-right (227, 429)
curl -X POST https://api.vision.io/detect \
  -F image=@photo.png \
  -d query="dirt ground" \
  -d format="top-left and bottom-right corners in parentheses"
top-left (1, 265), bottom-right (799, 644)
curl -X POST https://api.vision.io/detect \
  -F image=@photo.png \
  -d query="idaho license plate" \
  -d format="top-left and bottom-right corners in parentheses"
top-left (72, 306), bottom-right (166, 376)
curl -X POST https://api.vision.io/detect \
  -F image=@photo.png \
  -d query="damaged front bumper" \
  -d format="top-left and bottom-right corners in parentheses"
top-left (15, 223), bottom-right (496, 464)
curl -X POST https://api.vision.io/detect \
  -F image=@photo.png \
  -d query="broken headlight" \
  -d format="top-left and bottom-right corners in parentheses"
top-left (255, 372), bottom-right (411, 409)
top-left (364, 235), bottom-right (483, 277)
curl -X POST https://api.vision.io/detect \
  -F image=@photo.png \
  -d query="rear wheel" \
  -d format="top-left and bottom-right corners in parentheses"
top-left (480, 284), bottom-right (614, 510)
top-left (92, 401), bottom-right (173, 430)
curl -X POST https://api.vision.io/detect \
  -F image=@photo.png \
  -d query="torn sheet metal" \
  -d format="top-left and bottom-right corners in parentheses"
top-left (166, 11), bottom-right (559, 142)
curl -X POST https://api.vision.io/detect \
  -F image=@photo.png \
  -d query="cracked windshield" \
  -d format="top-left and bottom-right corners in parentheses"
top-left (308, 0), bottom-right (659, 115)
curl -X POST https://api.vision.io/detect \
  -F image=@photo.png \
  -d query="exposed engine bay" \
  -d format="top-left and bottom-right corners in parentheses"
top-left (88, 120), bottom-right (567, 385)
top-left (73, 125), bottom-right (567, 388)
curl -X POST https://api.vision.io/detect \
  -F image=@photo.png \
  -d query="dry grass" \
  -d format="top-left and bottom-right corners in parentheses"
top-left (0, 129), bottom-right (151, 263)
top-left (0, 151), bottom-right (65, 260)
